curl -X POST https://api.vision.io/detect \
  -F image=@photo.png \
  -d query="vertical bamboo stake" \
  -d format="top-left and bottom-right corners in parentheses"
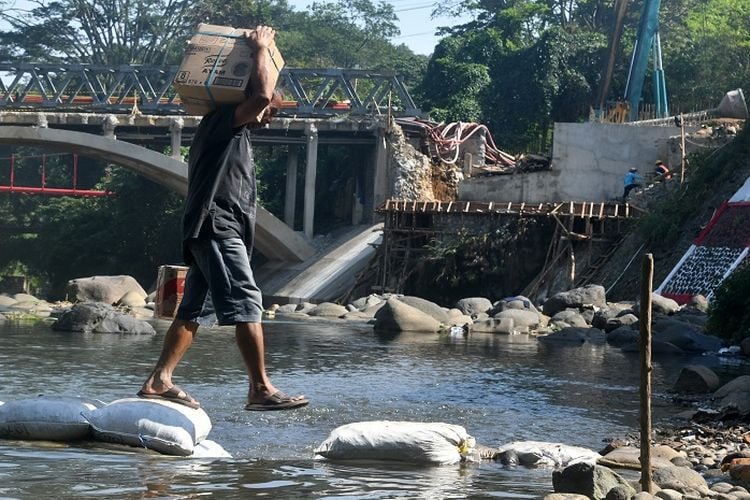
top-left (640, 253), bottom-right (654, 494)
top-left (680, 114), bottom-right (686, 185)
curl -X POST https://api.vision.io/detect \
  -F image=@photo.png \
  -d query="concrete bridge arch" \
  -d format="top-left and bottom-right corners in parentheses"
top-left (0, 125), bottom-right (314, 262)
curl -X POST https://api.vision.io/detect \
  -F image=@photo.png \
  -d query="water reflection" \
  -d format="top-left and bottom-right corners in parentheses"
top-left (1, 319), bottom-right (748, 498)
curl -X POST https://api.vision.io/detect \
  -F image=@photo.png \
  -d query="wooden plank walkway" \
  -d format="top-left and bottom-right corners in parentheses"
top-left (378, 199), bottom-right (644, 220)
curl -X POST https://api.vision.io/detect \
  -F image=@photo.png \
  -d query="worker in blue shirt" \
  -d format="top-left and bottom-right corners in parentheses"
top-left (623, 167), bottom-right (644, 201)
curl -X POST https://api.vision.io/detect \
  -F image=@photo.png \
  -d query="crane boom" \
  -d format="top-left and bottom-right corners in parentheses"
top-left (624, 0), bottom-right (668, 120)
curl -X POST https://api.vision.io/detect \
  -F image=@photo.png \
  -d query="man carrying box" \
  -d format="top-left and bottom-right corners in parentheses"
top-left (138, 25), bottom-right (309, 411)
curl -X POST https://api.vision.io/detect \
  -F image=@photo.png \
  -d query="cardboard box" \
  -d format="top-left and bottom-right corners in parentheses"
top-left (174, 23), bottom-right (285, 116)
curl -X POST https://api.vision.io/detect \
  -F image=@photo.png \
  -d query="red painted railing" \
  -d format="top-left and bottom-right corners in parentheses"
top-left (0, 153), bottom-right (112, 197)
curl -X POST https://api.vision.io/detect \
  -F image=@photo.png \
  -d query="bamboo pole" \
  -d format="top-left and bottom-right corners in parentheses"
top-left (640, 253), bottom-right (654, 494)
top-left (680, 114), bottom-right (686, 185)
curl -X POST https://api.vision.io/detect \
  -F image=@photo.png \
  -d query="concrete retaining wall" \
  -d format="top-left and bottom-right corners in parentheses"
top-left (459, 122), bottom-right (687, 203)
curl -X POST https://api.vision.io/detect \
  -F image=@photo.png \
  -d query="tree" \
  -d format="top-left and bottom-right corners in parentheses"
top-left (0, 0), bottom-right (194, 64)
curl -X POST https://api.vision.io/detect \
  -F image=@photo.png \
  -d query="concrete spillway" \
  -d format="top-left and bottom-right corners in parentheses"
top-left (257, 223), bottom-right (383, 304)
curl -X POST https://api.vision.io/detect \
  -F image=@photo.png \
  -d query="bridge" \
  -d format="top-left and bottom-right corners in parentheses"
top-left (0, 62), bottom-right (425, 302)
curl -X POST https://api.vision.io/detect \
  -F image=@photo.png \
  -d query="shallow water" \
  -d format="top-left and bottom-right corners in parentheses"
top-left (0, 318), bottom-right (747, 498)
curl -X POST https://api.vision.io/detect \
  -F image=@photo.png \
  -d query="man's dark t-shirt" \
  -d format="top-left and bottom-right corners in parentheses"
top-left (182, 105), bottom-right (257, 263)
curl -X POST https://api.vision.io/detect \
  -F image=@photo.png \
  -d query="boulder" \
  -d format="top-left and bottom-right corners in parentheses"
top-left (606, 486), bottom-right (635, 500)
top-left (0, 294), bottom-right (17, 308)
top-left (490, 295), bottom-right (540, 316)
top-left (552, 310), bottom-right (589, 328)
top-left (359, 301), bottom-right (387, 317)
top-left (66, 275), bottom-right (147, 305)
top-left (455, 297), bottom-right (492, 316)
top-left (655, 324), bottom-right (723, 353)
top-left (342, 311), bottom-right (372, 321)
top-left (543, 285), bottom-right (607, 317)
top-left (673, 365), bottom-right (721, 394)
top-left (296, 302), bottom-right (317, 314)
top-left (651, 464), bottom-right (710, 496)
top-left (13, 293), bottom-right (39, 302)
top-left (686, 295), bottom-right (709, 314)
top-left (599, 445), bottom-right (679, 470)
top-left (470, 318), bottom-right (515, 334)
top-left (276, 304), bottom-right (299, 314)
top-left (714, 375), bottom-right (750, 415)
top-left (446, 309), bottom-right (473, 327)
top-left (117, 290), bottom-right (146, 308)
top-left (655, 489), bottom-right (683, 500)
top-left (672, 311), bottom-right (708, 328)
top-left (540, 327), bottom-right (606, 344)
top-left (544, 495), bottom-right (590, 500)
top-left (8, 299), bottom-right (52, 317)
top-left (308, 302), bottom-right (348, 318)
top-left (350, 294), bottom-right (384, 311)
top-left (398, 296), bottom-right (450, 324)
top-left (52, 302), bottom-right (155, 334)
top-left (620, 340), bottom-right (685, 355)
top-left (373, 298), bottom-right (441, 333)
top-left (634, 293), bottom-right (679, 315)
top-left (650, 293), bottom-right (681, 315)
top-left (605, 314), bottom-right (639, 332)
top-left (741, 337), bottom-right (750, 357)
top-left (494, 309), bottom-right (541, 329)
top-left (552, 462), bottom-right (636, 500)
top-left (592, 303), bottom-right (634, 329)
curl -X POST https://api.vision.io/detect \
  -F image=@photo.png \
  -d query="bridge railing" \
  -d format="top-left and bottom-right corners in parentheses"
top-left (0, 62), bottom-right (422, 117)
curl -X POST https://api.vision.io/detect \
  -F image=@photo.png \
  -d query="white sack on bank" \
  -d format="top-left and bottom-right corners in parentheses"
top-left (82, 398), bottom-right (211, 456)
top-left (496, 440), bottom-right (601, 467)
top-left (0, 396), bottom-right (101, 441)
top-left (314, 421), bottom-right (476, 464)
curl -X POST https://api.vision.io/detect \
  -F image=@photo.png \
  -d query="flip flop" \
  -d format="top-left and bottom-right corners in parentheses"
top-left (137, 386), bottom-right (201, 409)
top-left (244, 391), bottom-right (309, 411)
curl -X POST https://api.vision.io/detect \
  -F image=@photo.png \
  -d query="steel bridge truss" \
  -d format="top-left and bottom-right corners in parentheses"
top-left (0, 63), bottom-right (421, 117)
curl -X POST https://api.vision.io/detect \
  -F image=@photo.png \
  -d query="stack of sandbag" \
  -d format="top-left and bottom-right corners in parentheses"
top-left (495, 440), bottom-right (601, 468)
top-left (0, 396), bottom-right (101, 441)
top-left (82, 398), bottom-right (215, 456)
top-left (0, 395), bottom-right (230, 458)
top-left (314, 421), bottom-right (476, 465)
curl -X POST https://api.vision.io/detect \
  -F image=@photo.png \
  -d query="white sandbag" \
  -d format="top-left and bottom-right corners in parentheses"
top-left (314, 421), bottom-right (476, 464)
top-left (0, 396), bottom-right (100, 441)
top-left (496, 440), bottom-right (601, 467)
top-left (82, 398), bottom-right (211, 456)
top-left (191, 439), bottom-right (232, 459)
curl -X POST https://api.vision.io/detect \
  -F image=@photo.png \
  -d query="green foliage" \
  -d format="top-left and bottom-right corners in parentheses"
top-left (0, 0), bottom-right (193, 64)
top-left (0, 162), bottom-right (183, 299)
top-left (419, 25), bottom-right (605, 151)
top-left (708, 262), bottom-right (750, 342)
top-left (406, 219), bottom-right (547, 304)
top-left (638, 124), bottom-right (750, 250)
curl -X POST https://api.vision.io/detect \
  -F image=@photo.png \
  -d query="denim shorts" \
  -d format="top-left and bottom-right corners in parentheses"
top-left (176, 237), bottom-right (263, 326)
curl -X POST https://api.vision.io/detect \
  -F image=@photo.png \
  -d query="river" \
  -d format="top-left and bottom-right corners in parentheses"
top-left (0, 318), bottom-right (745, 498)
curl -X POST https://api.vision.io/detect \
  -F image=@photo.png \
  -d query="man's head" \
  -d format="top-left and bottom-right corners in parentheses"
top-left (655, 160), bottom-right (664, 166)
top-left (629, 167), bottom-right (638, 173)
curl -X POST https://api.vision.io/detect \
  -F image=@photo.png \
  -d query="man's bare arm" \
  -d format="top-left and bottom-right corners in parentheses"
top-left (233, 25), bottom-right (277, 128)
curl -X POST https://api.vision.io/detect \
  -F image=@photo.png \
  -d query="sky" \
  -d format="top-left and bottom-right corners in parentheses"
top-left (290, 0), bottom-right (471, 56)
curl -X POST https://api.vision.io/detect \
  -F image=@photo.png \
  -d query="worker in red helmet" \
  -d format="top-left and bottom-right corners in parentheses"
top-left (654, 160), bottom-right (673, 181)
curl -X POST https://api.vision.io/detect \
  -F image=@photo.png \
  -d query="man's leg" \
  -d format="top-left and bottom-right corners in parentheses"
top-left (140, 319), bottom-right (199, 397)
top-left (236, 321), bottom-right (308, 408)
